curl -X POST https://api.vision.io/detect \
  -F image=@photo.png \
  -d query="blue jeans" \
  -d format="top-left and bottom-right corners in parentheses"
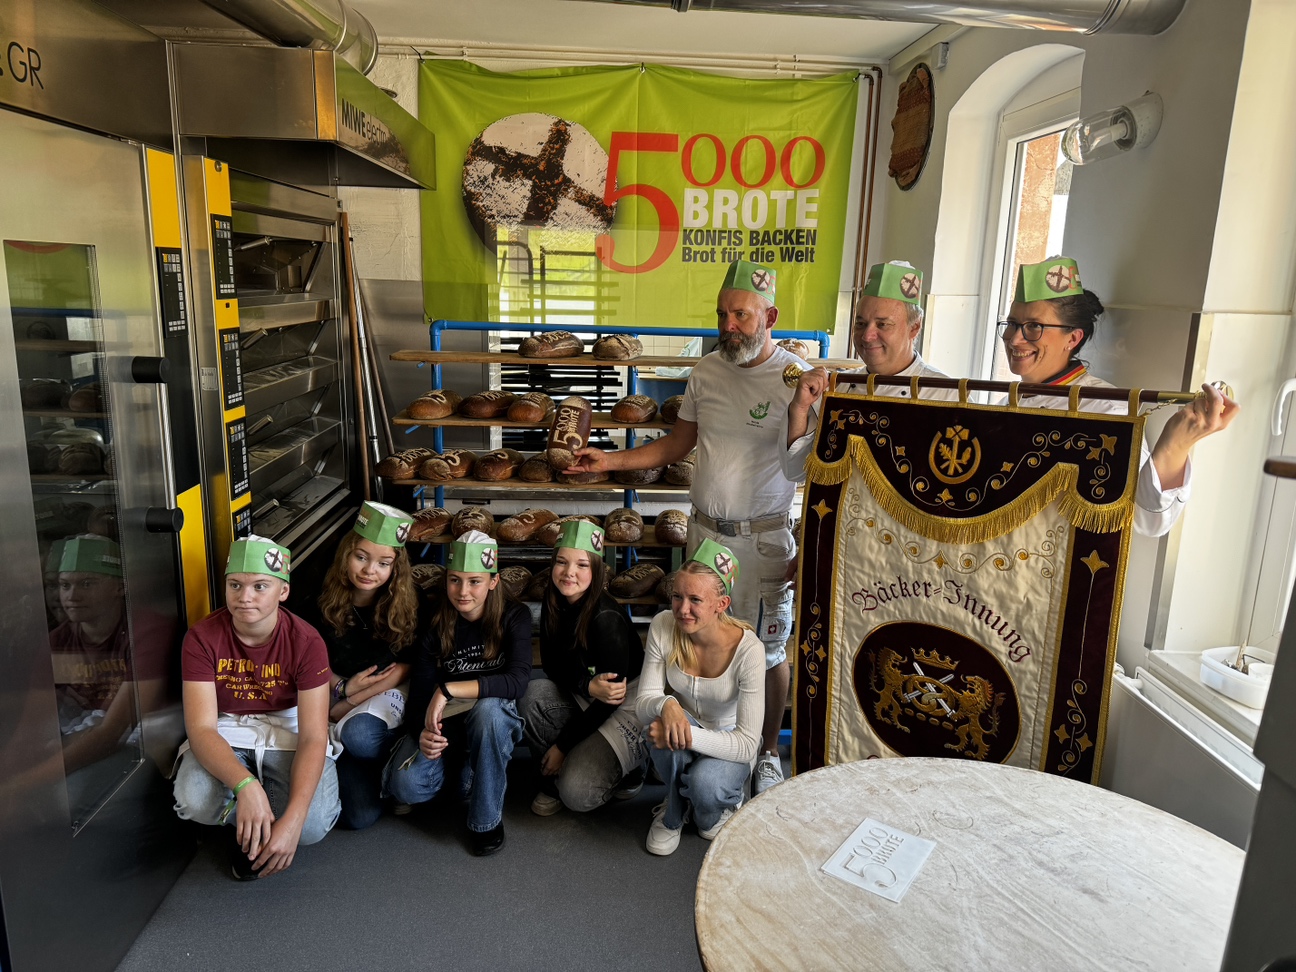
top-left (649, 730), bottom-right (749, 833)
top-left (384, 698), bottom-right (523, 833)
top-left (335, 714), bottom-right (400, 830)
top-left (172, 748), bottom-right (340, 845)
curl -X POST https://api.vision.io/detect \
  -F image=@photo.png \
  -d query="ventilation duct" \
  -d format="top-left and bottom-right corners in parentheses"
top-left (572, 0), bottom-right (1187, 34)
top-left (196, 0), bottom-right (378, 73)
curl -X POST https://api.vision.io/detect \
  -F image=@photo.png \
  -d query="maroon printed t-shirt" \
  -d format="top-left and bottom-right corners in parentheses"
top-left (181, 607), bottom-right (330, 714)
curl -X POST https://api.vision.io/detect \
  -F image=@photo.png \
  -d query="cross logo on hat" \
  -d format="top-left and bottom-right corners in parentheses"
top-left (900, 272), bottom-right (921, 299)
top-left (396, 523), bottom-right (411, 543)
top-left (591, 531), bottom-right (604, 552)
top-left (750, 269), bottom-right (772, 292)
top-left (480, 548), bottom-right (497, 569)
top-left (1046, 264), bottom-right (1077, 293)
top-left (264, 548), bottom-right (285, 572)
top-left (713, 551), bottom-right (734, 578)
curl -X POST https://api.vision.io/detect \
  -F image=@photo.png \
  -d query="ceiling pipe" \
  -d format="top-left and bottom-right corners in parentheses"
top-left (196, 0), bottom-right (379, 73)
top-left (569, 0), bottom-right (1188, 35)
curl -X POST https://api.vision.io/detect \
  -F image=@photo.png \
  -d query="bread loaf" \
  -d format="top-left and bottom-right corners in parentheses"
top-left (497, 508), bottom-right (559, 542)
top-left (660, 395), bottom-right (685, 424)
top-left (407, 389), bottom-right (463, 420)
top-left (377, 448), bottom-right (435, 480)
top-left (451, 506), bottom-right (495, 539)
top-left (518, 330), bottom-right (583, 358)
top-left (547, 396), bottom-right (593, 470)
top-left (418, 450), bottom-right (476, 482)
top-left (665, 452), bottom-right (696, 486)
top-left (523, 568), bottom-right (552, 601)
top-left (409, 507), bottom-right (452, 541)
top-left (499, 566), bottom-right (532, 600)
top-left (558, 469), bottom-right (609, 485)
top-left (603, 507), bottom-right (644, 543)
top-left (67, 382), bottom-right (103, 413)
top-left (537, 514), bottom-right (602, 547)
top-left (610, 394), bottom-right (658, 424)
top-left (21, 379), bottom-right (71, 409)
top-left (614, 466), bottom-right (663, 486)
top-left (655, 509), bottom-right (689, 545)
top-left (459, 390), bottom-right (518, 418)
top-left (411, 564), bottom-right (446, 591)
top-left (656, 570), bottom-right (677, 603)
top-left (592, 334), bottom-right (642, 360)
top-left (519, 452), bottom-right (555, 483)
top-left (506, 392), bottom-right (555, 424)
top-left (27, 442), bottom-right (59, 473)
top-left (610, 563), bottom-right (664, 598)
top-left (58, 444), bottom-right (103, 475)
top-left (777, 339), bottom-right (812, 360)
top-left (475, 448), bottom-right (524, 482)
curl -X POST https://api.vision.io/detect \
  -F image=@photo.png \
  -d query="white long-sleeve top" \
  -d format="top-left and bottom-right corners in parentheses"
top-left (636, 611), bottom-right (764, 765)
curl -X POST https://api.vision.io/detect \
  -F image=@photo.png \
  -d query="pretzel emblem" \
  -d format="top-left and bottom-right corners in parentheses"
top-left (480, 548), bottom-right (497, 569)
top-left (396, 523), bottom-right (411, 543)
top-left (750, 269), bottom-right (772, 292)
top-left (1045, 264), bottom-right (1078, 293)
top-left (263, 548), bottom-right (286, 573)
top-left (591, 529), bottom-right (604, 552)
top-left (713, 552), bottom-right (734, 578)
top-left (900, 272), bottom-right (921, 299)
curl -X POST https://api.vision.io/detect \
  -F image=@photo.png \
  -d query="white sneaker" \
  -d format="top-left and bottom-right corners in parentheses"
top-left (646, 802), bottom-right (686, 856)
top-left (698, 806), bottom-right (736, 841)
top-left (753, 753), bottom-right (785, 796)
top-left (530, 791), bottom-right (564, 816)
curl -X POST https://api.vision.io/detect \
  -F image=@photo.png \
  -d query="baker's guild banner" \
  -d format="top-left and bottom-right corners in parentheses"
top-left (792, 392), bottom-right (1145, 785)
top-left (419, 61), bottom-right (859, 330)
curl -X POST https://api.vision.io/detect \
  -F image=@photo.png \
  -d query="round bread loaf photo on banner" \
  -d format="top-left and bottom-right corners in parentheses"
top-left (462, 112), bottom-right (616, 248)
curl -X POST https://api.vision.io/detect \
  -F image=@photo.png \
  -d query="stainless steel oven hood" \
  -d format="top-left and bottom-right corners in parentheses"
top-left (172, 43), bottom-right (435, 190)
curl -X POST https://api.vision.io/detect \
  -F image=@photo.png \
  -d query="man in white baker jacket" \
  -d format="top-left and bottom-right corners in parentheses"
top-left (569, 260), bottom-right (800, 795)
top-left (780, 260), bottom-right (954, 483)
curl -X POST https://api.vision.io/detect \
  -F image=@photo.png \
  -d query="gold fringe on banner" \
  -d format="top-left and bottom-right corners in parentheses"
top-left (809, 435), bottom-right (1136, 544)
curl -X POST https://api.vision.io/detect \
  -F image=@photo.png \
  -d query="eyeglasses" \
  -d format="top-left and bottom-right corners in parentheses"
top-left (996, 321), bottom-right (1080, 342)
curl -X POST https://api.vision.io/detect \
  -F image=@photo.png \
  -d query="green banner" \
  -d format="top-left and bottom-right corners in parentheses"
top-left (419, 60), bottom-right (858, 332)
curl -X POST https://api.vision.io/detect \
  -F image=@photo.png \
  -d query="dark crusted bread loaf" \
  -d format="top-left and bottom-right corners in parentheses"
top-left (497, 508), bottom-right (559, 542)
top-left (592, 334), bottom-right (642, 360)
top-left (610, 394), bottom-right (657, 424)
top-left (656, 570), bottom-right (677, 603)
top-left (547, 396), bottom-right (593, 470)
top-left (507, 392), bottom-right (555, 424)
top-left (411, 563), bottom-right (446, 591)
top-left (376, 449), bottom-right (436, 480)
top-left (67, 382), bottom-right (103, 413)
top-left (558, 469), bottom-right (609, 485)
top-left (523, 567), bottom-right (552, 601)
top-left (660, 395), bottom-right (685, 424)
top-left (21, 378), bottom-right (71, 409)
top-left (519, 452), bottom-right (555, 483)
top-left (475, 448), bottom-right (525, 481)
top-left (28, 442), bottom-right (59, 473)
top-left (58, 444), bottom-right (103, 475)
top-left (603, 507), bottom-right (644, 543)
top-left (518, 330), bottom-right (583, 358)
top-left (459, 390), bottom-right (518, 418)
top-left (655, 509), bottom-right (689, 545)
top-left (614, 466), bottom-right (663, 486)
top-left (418, 449), bottom-right (476, 482)
top-left (407, 389), bottom-right (463, 420)
top-left (609, 563), bottom-right (664, 598)
top-left (408, 507), bottom-right (452, 541)
top-left (665, 452), bottom-right (696, 486)
top-left (498, 566), bottom-right (533, 599)
top-left (451, 506), bottom-right (495, 539)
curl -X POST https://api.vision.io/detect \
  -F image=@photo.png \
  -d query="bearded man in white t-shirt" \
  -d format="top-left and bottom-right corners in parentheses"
top-left (569, 260), bottom-right (801, 795)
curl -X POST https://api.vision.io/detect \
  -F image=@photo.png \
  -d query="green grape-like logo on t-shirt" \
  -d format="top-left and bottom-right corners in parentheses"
top-left (749, 401), bottom-right (770, 420)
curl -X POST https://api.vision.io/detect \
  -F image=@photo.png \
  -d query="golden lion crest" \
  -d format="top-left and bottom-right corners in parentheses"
top-left (870, 647), bottom-right (1004, 760)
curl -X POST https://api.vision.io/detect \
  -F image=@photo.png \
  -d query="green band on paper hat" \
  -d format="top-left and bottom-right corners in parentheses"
top-left (57, 535), bottom-right (122, 577)
top-left (555, 519), bottom-right (605, 556)
top-left (862, 261), bottom-right (923, 305)
top-left (45, 538), bottom-right (67, 574)
top-left (226, 534), bottom-right (291, 581)
top-left (689, 537), bottom-right (739, 593)
top-left (353, 501), bottom-right (414, 548)
top-left (1015, 256), bottom-right (1084, 302)
top-left (447, 530), bottom-right (498, 574)
top-left (720, 260), bottom-right (776, 304)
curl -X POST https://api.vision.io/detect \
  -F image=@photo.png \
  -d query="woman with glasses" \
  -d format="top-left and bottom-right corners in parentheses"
top-left (1000, 256), bottom-right (1238, 535)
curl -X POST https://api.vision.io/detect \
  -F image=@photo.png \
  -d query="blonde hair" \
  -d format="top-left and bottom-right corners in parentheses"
top-left (667, 560), bottom-right (753, 672)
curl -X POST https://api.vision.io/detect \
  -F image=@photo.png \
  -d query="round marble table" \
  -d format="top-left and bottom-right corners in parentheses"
top-left (695, 759), bottom-right (1244, 972)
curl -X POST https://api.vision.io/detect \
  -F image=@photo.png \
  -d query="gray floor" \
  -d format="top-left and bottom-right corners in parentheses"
top-left (114, 752), bottom-right (761, 972)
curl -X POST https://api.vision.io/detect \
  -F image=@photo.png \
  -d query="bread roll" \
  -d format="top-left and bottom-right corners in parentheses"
top-left (519, 452), bottom-right (555, 483)
top-left (603, 507), bottom-right (644, 543)
top-left (67, 382), bottom-right (103, 413)
top-left (660, 395), bottom-right (685, 424)
top-left (451, 506), bottom-right (495, 539)
top-left (475, 448), bottom-right (524, 482)
top-left (418, 449), bottom-right (476, 482)
top-left (558, 469), bottom-right (609, 485)
top-left (610, 394), bottom-right (658, 424)
top-left (592, 334), bottom-right (642, 360)
top-left (776, 339), bottom-right (812, 361)
top-left (610, 563), bottom-right (664, 598)
top-left (58, 444), bottom-right (103, 475)
top-left (614, 466), bottom-right (663, 486)
top-left (409, 507), bottom-right (452, 541)
top-left (518, 330), bottom-right (583, 358)
top-left (665, 452), bottom-right (696, 486)
top-left (506, 392), bottom-right (555, 424)
top-left (523, 567), bottom-right (552, 601)
top-left (499, 566), bottom-right (533, 600)
top-left (459, 390), bottom-right (518, 418)
top-left (377, 448), bottom-right (435, 480)
top-left (547, 396), bottom-right (593, 470)
top-left (411, 564), bottom-right (446, 591)
top-left (407, 389), bottom-right (463, 420)
top-left (497, 508), bottom-right (558, 542)
top-left (655, 509), bottom-right (689, 545)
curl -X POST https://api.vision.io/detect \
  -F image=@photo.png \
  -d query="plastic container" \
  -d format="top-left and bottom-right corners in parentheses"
top-left (1200, 646), bottom-right (1275, 709)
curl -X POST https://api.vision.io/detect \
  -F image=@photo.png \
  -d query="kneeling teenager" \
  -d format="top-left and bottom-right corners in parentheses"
top-left (173, 536), bottom-right (340, 880)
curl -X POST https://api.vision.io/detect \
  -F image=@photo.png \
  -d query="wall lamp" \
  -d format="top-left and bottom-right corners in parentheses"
top-left (1061, 92), bottom-right (1163, 164)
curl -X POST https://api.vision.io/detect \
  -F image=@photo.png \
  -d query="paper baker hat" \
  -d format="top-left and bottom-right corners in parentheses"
top-left (226, 534), bottom-right (291, 581)
top-left (1014, 256), bottom-right (1084, 303)
top-left (56, 535), bottom-right (123, 577)
top-left (554, 519), bottom-right (605, 556)
top-left (353, 501), bottom-right (413, 548)
top-left (720, 260), bottom-right (777, 304)
top-left (862, 261), bottom-right (923, 306)
top-left (448, 529), bottom-right (499, 574)
top-left (689, 537), bottom-right (740, 593)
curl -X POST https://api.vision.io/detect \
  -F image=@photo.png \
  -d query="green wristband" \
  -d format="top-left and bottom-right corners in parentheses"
top-left (232, 775), bottom-right (257, 796)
